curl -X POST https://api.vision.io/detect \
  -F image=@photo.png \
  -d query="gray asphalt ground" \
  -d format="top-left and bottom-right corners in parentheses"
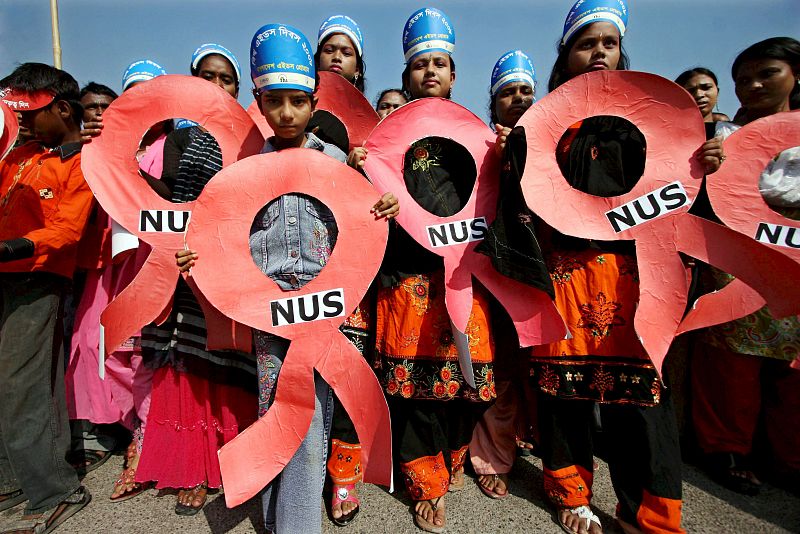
top-left (2, 453), bottom-right (797, 533)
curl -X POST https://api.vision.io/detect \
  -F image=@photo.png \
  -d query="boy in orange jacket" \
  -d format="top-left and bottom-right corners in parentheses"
top-left (0, 63), bottom-right (92, 533)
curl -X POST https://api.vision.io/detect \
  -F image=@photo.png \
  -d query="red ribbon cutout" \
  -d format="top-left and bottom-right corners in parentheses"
top-left (678, 110), bottom-right (800, 334)
top-left (186, 149), bottom-right (391, 507)
top-left (246, 71), bottom-right (379, 151)
top-left (81, 75), bottom-right (264, 354)
top-left (364, 98), bottom-right (567, 384)
top-left (517, 71), bottom-right (800, 374)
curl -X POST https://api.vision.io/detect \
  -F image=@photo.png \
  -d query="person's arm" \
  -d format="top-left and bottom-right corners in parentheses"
top-left (6, 158), bottom-right (94, 260)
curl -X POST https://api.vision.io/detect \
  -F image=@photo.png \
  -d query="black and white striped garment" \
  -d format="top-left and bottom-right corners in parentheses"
top-left (141, 126), bottom-right (256, 375)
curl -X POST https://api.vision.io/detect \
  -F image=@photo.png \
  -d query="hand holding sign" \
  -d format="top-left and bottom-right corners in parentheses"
top-left (81, 75), bottom-right (263, 354)
top-left (186, 149), bottom-right (391, 507)
top-left (518, 71), bottom-right (800, 373)
top-left (364, 98), bottom-right (567, 386)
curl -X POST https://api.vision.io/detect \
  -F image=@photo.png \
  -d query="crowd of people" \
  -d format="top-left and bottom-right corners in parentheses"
top-left (0, 1), bottom-right (798, 533)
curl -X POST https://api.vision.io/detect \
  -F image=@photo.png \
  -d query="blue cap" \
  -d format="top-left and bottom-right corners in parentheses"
top-left (318, 15), bottom-right (363, 57)
top-left (402, 8), bottom-right (455, 63)
top-left (561, 0), bottom-right (628, 46)
top-left (174, 118), bottom-right (199, 129)
top-left (250, 24), bottom-right (315, 93)
top-left (491, 50), bottom-right (535, 96)
top-left (191, 43), bottom-right (241, 83)
top-left (122, 59), bottom-right (166, 91)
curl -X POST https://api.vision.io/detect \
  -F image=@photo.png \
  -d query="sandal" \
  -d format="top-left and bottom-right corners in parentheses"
top-left (1, 486), bottom-right (90, 534)
top-left (413, 496), bottom-right (445, 534)
top-left (67, 449), bottom-right (112, 475)
top-left (705, 452), bottom-right (761, 496)
top-left (448, 468), bottom-right (464, 492)
top-left (477, 474), bottom-right (509, 500)
top-left (558, 505), bottom-right (602, 534)
top-left (109, 467), bottom-right (148, 503)
top-left (175, 483), bottom-right (208, 516)
top-left (0, 490), bottom-right (27, 513)
top-left (329, 483), bottom-right (360, 527)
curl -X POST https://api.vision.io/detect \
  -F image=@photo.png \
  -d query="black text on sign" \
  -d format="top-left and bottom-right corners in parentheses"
top-left (427, 217), bottom-right (488, 248)
top-left (605, 182), bottom-right (690, 233)
top-left (139, 210), bottom-right (192, 233)
top-left (755, 223), bottom-right (800, 249)
top-left (270, 288), bottom-right (346, 327)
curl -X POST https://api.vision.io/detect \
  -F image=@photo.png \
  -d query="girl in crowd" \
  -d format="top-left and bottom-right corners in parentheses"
top-left (489, 1), bottom-right (722, 532)
top-left (134, 44), bottom-right (257, 515)
top-left (368, 8), bottom-right (496, 532)
top-left (675, 67), bottom-right (730, 137)
top-left (469, 50), bottom-right (539, 501)
top-left (375, 88), bottom-right (407, 120)
top-left (178, 24), bottom-right (397, 532)
top-left (312, 14), bottom-right (373, 526)
top-left (691, 36), bottom-right (800, 496)
top-left (309, 15), bottom-right (365, 153)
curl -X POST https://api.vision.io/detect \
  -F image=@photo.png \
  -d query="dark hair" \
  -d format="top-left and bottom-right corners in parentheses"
top-left (731, 37), bottom-right (800, 110)
top-left (547, 28), bottom-right (630, 93)
top-left (401, 56), bottom-right (456, 101)
top-left (374, 88), bottom-right (407, 110)
top-left (674, 67), bottom-right (719, 88)
top-left (192, 53), bottom-right (240, 90)
top-left (80, 81), bottom-right (118, 100)
top-left (1, 62), bottom-right (82, 123)
top-left (314, 33), bottom-right (366, 93)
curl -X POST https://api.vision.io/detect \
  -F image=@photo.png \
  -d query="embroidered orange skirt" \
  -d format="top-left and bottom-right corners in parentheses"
top-left (531, 249), bottom-right (660, 406)
top-left (375, 271), bottom-right (495, 402)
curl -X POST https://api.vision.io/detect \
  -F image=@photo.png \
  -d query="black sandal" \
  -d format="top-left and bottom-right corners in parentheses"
top-left (0, 489), bottom-right (27, 513)
top-left (706, 452), bottom-right (761, 496)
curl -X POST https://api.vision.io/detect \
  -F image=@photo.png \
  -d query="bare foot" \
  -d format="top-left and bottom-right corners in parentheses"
top-left (331, 484), bottom-right (359, 520)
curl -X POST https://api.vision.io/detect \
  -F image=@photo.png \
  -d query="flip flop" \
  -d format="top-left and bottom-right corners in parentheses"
top-left (413, 497), bottom-right (445, 534)
top-left (2, 486), bottom-right (91, 534)
top-left (477, 474), bottom-right (509, 500)
top-left (68, 449), bottom-right (112, 475)
top-left (175, 483), bottom-right (208, 516)
top-left (0, 490), bottom-right (27, 513)
top-left (448, 468), bottom-right (464, 492)
top-left (558, 506), bottom-right (601, 534)
top-left (109, 468), bottom-right (149, 503)
top-left (330, 484), bottom-right (360, 527)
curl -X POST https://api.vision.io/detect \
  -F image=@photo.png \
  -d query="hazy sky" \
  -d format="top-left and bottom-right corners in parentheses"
top-left (1, 0), bottom-right (797, 121)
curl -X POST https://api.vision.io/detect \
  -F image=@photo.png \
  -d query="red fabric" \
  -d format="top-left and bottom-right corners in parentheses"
top-left (543, 464), bottom-right (593, 508)
top-left (692, 342), bottom-right (800, 471)
top-left (636, 489), bottom-right (684, 534)
top-left (136, 362), bottom-right (257, 489)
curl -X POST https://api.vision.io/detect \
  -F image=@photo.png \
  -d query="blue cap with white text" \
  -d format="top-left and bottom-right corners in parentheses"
top-left (318, 15), bottom-right (364, 57)
top-left (250, 24), bottom-right (315, 93)
top-left (491, 50), bottom-right (535, 96)
top-left (561, 0), bottom-right (628, 46)
top-left (122, 59), bottom-right (166, 91)
top-left (191, 43), bottom-right (242, 83)
top-left (402, 8), bottom-right (455, 63)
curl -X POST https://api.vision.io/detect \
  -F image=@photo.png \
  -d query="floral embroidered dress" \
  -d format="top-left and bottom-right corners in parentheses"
top-left (530, 119), bottom-right (660, 407)
top-left (375, 136), bottom-right (495, 502)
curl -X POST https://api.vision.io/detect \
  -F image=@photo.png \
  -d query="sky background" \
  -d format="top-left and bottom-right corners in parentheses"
top-left (0, 0), bottom-right (797, 123)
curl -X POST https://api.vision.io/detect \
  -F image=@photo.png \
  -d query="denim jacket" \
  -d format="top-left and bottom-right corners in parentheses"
top-left (249, 132), bottom-right (347, 290)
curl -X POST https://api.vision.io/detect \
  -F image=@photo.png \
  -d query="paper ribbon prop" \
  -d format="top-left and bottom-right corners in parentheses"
top-left (81, 75), bottom-right (264, 355)
top-left (0, 100), bottom-right (18, 158)
top-left (246, 71), bottom-right (379, 150)
top-left (364, 97), bottom-right (567, 386)
top-left (185, 149), bottom-right (391, 507)
top-left (677, 111), bottom-right (800, 333)
top-left (517, 70), bottom-right (800, 374)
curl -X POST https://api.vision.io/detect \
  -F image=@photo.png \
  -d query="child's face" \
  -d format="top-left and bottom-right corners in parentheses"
top-left (18, 101), bottom-right (69, 147)
top-left (318, 34), bottom-right (359, 82)
top-left (256, 89), bottom-right (314, 140)
top-left (405, 52), bottom-right (455, 99)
